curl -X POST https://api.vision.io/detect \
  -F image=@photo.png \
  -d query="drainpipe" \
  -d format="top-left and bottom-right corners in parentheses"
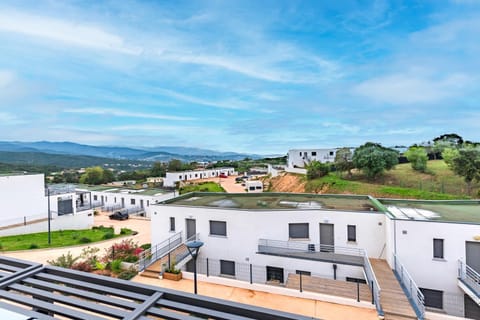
top-left (333, 264), bottom-right (337, 280)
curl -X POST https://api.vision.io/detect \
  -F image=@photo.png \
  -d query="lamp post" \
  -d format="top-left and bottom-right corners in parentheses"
top-left (185, 240), bottom-right (204, 294)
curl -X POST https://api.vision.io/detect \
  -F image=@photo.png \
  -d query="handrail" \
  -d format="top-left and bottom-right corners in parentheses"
top-left (393, 254), bottom-right (425, 319)
top-left (363, 250), bottom-right (383, 317)
top-left (258, 238), bottom-right (383, 316)
top-left (138, 232), bottom-right (182, 271)
top-left (258, 238), bottom-right (365, 257)
top-left (458, 260), bottom-right (480, 296)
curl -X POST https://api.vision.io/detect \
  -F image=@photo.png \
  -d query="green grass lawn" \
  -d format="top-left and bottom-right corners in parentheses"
top-left (303, 160), bottom-right (478, 200)
top-left (0, 226), bottom-right (134, 251)
top-left (179, 182), bottom-right (225, 194)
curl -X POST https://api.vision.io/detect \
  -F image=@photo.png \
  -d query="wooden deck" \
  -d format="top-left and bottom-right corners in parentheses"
top-left (369, 259), bottom-right (417, 319)
top-left (286, 273), bottom-right (372, 303)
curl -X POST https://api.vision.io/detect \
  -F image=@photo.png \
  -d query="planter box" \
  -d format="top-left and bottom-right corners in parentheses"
top-left (163, 272), bottom-right (182, 281)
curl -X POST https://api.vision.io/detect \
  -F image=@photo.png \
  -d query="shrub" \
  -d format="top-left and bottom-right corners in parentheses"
top-left (105, 239), bottom-right (139, 261)
top-left (47, 252), bottom-right (79, 268)
top-left (117, 268), bottom-right (138, 280)
top-left (110, 259), bottom-right (123, 273)
top-left (123, 255), bottom-right (139, 263)
top-left (29, 243), bottom-right (39, 249)
top-left (95, 261), bottom-right (107, 270)
top-left (140, 243), bottom-right (151, 250)
top-left (71, 261), bottom-right (93, 272)
top-left (80, 247), bottom-right (100, 267)
top-left (103, 232), bottom-right (114, 240)
top-left (79, 237), bottom-right (92, 244)
top-left (120, 228), bottom-right (132, 235)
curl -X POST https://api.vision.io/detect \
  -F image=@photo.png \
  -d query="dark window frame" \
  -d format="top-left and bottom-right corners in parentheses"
top-left (433, 238), bottom-right (444, 259)
top-left (421, 288), bottom-right (443, 309)
top-left (288, 223), bottom-right (309, 239)
top-left (209, 220), bottom-right (227, 237)
top-left (169, 217), bottom-right (175, 232)
top-left (130, 198), bottom-right (135, 205)
top-left (347, 225), bottom-right (357, 242)
top-left (220, 260), bottom-right (235, 276)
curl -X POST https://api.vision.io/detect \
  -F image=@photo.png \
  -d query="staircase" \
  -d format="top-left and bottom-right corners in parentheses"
top-left (370, 259), bottom-right (417, 319)
top-left (286, 273), bottom-right (372, 302)
top-left (141, 244), bottom-right (192, 278)
top-left (458, 260), bottom-right (480, 305)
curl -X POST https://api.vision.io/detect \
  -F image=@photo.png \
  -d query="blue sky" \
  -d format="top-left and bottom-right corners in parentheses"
top-left (0, 0), bottom-right (479, 154)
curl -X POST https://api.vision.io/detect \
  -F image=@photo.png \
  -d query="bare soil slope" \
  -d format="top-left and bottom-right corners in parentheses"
top-left (265, 173), bottom-right (306, 193)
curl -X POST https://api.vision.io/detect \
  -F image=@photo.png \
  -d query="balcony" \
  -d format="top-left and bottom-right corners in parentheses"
top-left (458, 260), bottom-right (480, 305)
top-left (257, 238), bottom-right (365, 266)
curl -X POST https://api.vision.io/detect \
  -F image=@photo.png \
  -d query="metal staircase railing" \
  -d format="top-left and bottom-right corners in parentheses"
top-left (458, 260), bottom-right (480, 298)
top-left (138, 232), bottom-right (182, 271)
top-left (393, 254), bottom-right (425, 319)
top-left (257, 238), bottom-right (383, 317)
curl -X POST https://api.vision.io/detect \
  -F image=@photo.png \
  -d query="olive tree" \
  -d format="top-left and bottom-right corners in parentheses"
top-left (404, 147), bottom-right (428, 172)
top-left (352, 142), bottom-right (399, 180)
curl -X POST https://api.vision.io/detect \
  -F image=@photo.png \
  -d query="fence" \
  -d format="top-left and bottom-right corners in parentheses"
top-left (393, 254), bottom-right (425, 319)
top-left (191, 257), bottom-right (372, 303)
top-left (458, 260), bottom-right (480, 297)
top-left (138, 232), bottom-right (183, 271)
top-left (363, 250), bottom-right (383, 317)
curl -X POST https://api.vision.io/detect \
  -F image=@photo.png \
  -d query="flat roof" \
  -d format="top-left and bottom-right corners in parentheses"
top-left (380, 199), bottom-right (480, 223)
top-left (76, 184), bottom-right (167, 195)
top-left (162, 192), bottom-right (382, 212)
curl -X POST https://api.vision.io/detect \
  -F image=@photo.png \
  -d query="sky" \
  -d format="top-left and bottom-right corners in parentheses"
top-left (0, 0), bottom-right (479, 154)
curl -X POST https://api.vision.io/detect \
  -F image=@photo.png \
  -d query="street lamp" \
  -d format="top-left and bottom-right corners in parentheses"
top-left (185, 240), bottom-right (204, 294)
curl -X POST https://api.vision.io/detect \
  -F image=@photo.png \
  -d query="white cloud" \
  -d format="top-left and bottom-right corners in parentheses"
top-left (0, 70), bottom-right (14, 88)
top-left (64, 108), bottom-right (194, 121)
top-left (352, 73), bottom-right (471, 104)
top-left (0, 10), bottom-right (142, 55)
top-left (154, 88), bottom-right (250, 110)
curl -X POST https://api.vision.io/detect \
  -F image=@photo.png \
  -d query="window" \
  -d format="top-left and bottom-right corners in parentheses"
top-left (147, 200), bottom-right (149, 207)
top-left (347, 225), bottom-right (356, 242)
top-left (311, 151), bottom-right (317, 156)
top-left (421, 288), bottom-right (443, 309)
top-left (179, 175), bottom-right (182, 179)
top-left (220, 260), bottom-right (235, 276)
top-left (93, 195), bottom-right (98, 201)
top-left (114, 197), bottom-right (116, 203)
top-left (210, 221), bottom-right (227, 236)
top-left (255, 186), bottom-right (262, 190)
top-left (266, 266), bottom-right (284, 283)
top-left (169, 217), bottom-right (175, 232)
top-left (130, 199), bottom-right (135, 205)
top-left (249, 186), bottom-right (255, 191)
top-left (299, 152), bottom-right (302, 156)
top-left (433, 239), bottom-right (444, 259)
top-left (329, 151), bottom-right (334, 156)
top-left (289, 223), bottom-right (309, 239)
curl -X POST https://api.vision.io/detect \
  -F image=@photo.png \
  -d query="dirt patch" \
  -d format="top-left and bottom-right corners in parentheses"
top-left (265, 173), bottom-right (306, 193)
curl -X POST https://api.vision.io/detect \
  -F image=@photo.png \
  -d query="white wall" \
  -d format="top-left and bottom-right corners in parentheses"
top-left (0, 174), bottom-right (47, 222)
top-left (149, 205), bottom-right (386, 279)
top-left (394, 219), bottom-right (480, 317)
top-left (0, 210), bottom-right (94, 236)
top-left (287, 149), bottom-right (337, 168)
top-left (164, 168), bottom-right (236, 187)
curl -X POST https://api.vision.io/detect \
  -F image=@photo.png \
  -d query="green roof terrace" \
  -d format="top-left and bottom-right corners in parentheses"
top-left (161, 192), bottom-right (384, 212)
top-left (380, 199), bottom-right (480, 224)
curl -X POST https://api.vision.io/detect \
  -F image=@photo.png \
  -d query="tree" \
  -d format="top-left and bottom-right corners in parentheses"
top-left (404, 147), bottom-right (428, 172)
top-left (433, 140), bottom-right (455, 160)
top-left (167, 159), bottom-right (183, 172)
top-left (352, 142), bottom-right (399, 180)
top-left (150, 162), bottom-right (166, 177)
top-left (306, 161), bottom-right (330, 180)
top-left (79, 167), bottom-right (104, 185)
top-left (102, 169), bottom-right (115, 183)
top-left (433, 133), bottom-right (464, 146)
top-left (441, 148), bottom-right (460, 169)
top-left (450, 148), bottom-right (480, 195)
top-left (334, 147), bottom-right (354, 178)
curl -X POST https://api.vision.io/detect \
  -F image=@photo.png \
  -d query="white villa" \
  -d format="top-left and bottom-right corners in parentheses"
top-left (144, 192), bottom-right (480, 320)
top-left (163, 168), bottom-right (236, 187)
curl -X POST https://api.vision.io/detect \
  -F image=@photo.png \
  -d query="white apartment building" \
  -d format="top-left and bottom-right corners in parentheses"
top-left (287, 149), bottom-right (338, 169)
top-left (0, 174), bottom-right (93, 236)
top-left (147, 193), bottom-right (480, 320)
top-left (163, 168), bottom-right (236, 187)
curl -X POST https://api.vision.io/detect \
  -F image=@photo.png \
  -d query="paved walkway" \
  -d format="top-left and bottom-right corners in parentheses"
top-left (133, 276), bottom-right (378, 320)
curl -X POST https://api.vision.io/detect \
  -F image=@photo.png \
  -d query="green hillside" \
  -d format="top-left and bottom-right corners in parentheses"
top-left (304, 160), bottom-right (479, 200)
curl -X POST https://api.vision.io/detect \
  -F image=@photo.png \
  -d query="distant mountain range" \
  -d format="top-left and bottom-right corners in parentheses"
top-left (0, 141), bottom-right (263, 163)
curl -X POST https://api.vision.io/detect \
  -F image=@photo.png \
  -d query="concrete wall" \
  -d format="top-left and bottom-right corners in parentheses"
top-left (0, 174), bottom-right (47, 222)
top-left (0, 210), bottom-right (94, 236)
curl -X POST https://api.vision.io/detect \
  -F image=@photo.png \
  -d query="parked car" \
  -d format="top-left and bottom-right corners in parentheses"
top-left (219, 173), bottom-right (228, 178)
top-left (109, 211), bottom-right (129, 220)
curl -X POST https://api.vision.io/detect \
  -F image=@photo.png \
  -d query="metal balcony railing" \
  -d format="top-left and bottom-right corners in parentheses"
top-left (458, 260), bottom-right (480, 298)
top-left (393, 254), bottom-right (425, 319)
top-left (257, 238), bottom-right (383, 317)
